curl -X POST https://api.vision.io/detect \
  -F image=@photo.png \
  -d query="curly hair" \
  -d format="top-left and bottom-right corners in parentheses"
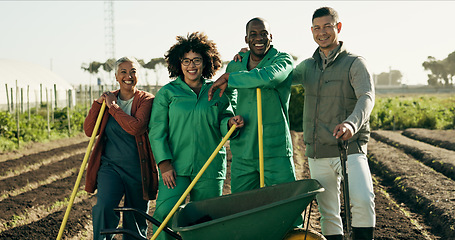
top-left (165, 32), bottom-right (221, 80)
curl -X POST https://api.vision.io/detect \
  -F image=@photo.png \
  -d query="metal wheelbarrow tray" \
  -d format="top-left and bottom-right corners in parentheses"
top-left (172, 179), bottom-right (324, 240)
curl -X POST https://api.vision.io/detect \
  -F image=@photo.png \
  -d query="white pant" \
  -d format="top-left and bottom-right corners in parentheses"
top-left (308, 153), bottom-right (375, 235)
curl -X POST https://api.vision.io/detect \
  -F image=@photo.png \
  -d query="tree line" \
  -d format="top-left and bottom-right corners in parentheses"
top-left (81, 58), bottom-right (167, 76)
top-left (81, 50), bottom-right (455, 88)
top-left (422, 50), bottom-right (455, 87)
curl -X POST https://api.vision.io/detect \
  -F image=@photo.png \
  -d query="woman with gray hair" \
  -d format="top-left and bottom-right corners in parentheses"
top-left (84, 56), bottom-right (158, 240)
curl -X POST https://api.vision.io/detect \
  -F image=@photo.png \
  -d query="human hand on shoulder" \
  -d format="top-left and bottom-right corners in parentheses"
top-left (233, 47), bottom-right (249, 62)
top-left (208, 73), bottom-right (230, 101)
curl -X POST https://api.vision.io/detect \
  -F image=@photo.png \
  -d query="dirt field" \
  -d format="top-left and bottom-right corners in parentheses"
top-left (0, 129), bottom-right (454, 239)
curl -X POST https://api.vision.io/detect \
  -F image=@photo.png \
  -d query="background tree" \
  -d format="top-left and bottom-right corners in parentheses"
top-left (140, 58), bottom-right (166, 86)
top-left (422, 50), bottom-right (455, 87)
top-left (102, 58), bottom-right (116, 73)
top-left (81, 61), bottom-right (102, 75)
top-left (143, 57), bottom-right (166, 70)
top-left (81, 61), bottom-right (102, 85)
top-left (102, 58), bottom-right (116, 85)
top-left (446, 51), bottom-right (455, 85)
top-left (374, 69), bottom-right (403, 86)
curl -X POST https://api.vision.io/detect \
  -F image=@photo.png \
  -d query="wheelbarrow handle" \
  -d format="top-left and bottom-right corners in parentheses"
top-left (337, 139), bottom-right (353, 240)
top-left (150, 124), bottom-right (237, 240)
top-left (100, 228), bottom-right (147, 240)
top-left (112, 208), bottom-right (182, 240)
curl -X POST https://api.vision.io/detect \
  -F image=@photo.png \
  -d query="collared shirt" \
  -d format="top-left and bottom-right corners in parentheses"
top-left (149, 76), bottom-right (234, 179)
top-left (225, 46), bottom-right (294, 159)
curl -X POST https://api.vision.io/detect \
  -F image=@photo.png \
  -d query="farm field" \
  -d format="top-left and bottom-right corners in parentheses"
top-left (0, 129), bottom-right (454, 239)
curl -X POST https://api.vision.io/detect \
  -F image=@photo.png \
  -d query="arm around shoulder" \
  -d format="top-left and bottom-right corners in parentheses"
top-left (292, 59), bottom-right (307, 86)
top-left (228, 52), bottom-right (294, 89)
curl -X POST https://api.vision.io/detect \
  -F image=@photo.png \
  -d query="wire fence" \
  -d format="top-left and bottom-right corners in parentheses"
top-left (1, 83), bottom-right (162, 150)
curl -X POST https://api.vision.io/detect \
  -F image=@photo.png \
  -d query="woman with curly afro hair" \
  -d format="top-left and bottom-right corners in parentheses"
top-left (148, 32), bottom-right (244, 240)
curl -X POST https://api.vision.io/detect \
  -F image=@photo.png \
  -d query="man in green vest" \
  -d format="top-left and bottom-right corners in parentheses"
top-left (208, 17), bottom-right (297, 195)
top-left (293, 7), bottom-right (376, 240)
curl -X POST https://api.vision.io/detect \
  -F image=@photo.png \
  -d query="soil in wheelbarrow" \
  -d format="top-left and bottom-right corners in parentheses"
top-left (1, 129), bottom-right (453, 239)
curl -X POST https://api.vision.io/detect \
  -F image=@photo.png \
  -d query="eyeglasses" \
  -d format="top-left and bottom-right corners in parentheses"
top-left (181, 57), bottom-right (203, 66)
top-left (312, 23), bottom-right (338, 33)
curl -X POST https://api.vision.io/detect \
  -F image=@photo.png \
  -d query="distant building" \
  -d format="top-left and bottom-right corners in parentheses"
top-left (0, 59), bottom-right (75, 111)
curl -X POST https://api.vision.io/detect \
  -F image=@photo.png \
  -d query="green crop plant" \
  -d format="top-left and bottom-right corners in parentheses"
top-left (370, 95), bottom-right (455, 130)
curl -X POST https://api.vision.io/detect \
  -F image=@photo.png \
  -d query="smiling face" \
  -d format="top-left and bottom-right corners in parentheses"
top-left (311, 15), bottom-right (341, 54)
top-left (115, 61), bottom-right (138, 92)
top-left (245, 20), bottom-right (272, 61)
top-left (181, 50), bottom-right (204, 85)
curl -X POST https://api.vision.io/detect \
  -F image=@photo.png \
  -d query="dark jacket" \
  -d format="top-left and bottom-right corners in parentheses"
top-left (83, 90), bottom-right (158, 200)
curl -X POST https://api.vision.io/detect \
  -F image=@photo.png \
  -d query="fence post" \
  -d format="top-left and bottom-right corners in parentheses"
top-left (5, 84), bottom-right (10, 112)
top-left (20, 88), bottom-right (24, 113)
top-left (16, 80), bottom-right (20, 148)
top-left (69, 89), bottom-right (73, 109)
top-left (50, 88), bottom-right (54, 124)
top-left (67, 90), bottom-right (71, 137)
top-left (35, 89), bottom-right (39, 112)
top-left (84, 85), bottom-right (88, 114)
top-left (10, 88), bottom-right (14, 112)
top-left (46, 88), bottom-right (50, 138)
top-left (40, 83), bottom-right (43, 108)
top-left (90, 85), bottom-right (93, 104)
top-left (54, 84), bottom-right (58, 109)
top-left (27, 85), bottom-right (30, 121)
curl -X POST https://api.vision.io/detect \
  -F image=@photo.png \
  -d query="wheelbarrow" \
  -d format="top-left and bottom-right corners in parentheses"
top-left (172, 179), bottom-right (324, 240)
top-left (101, 179), bottom-right (324, 240)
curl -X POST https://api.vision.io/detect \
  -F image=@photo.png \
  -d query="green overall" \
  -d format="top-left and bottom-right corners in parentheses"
top-left (226, 46), bottom-right (301, 228)
top-left (225, 47), bottom-right (297, 192)
top-left (148, 77), bottom-right (235, 240)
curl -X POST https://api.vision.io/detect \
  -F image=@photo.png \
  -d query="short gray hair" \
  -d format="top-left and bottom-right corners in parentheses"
top-left (114, 56), bottom-right (140, 73)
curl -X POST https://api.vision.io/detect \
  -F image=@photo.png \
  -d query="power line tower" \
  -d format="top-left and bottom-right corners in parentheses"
top-left (104, 0), bottom-right (115, 60)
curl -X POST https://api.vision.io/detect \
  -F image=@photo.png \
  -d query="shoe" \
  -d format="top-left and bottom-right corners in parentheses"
top-left (352, 227), bottom-right (374, 240)
top-left (323, 234), bottom-right (343, 240)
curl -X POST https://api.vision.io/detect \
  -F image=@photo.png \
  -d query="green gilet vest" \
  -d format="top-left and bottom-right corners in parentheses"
top-left (302, 47), bottom-right (370, 158)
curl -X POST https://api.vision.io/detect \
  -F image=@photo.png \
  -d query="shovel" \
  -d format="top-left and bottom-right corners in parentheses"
top-left (337, 139), bottom-right (352, 240)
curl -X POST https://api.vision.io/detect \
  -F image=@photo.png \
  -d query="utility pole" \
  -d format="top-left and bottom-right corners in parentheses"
top-left (105, 0), bottom-right (116, 87)
top-left (105, 1), bottom-right (115, 60)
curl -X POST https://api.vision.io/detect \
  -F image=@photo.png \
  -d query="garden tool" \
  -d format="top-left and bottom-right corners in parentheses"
top-left (338, 139), bottom-right (352, 240)
top-left (57, 101), bottom-right (106, 240)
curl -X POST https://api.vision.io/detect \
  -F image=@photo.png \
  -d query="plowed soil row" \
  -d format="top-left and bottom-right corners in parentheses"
top-left (0, 129), bottom-right (453, 239)
top-left (369, 130), bottom-right (455, 239)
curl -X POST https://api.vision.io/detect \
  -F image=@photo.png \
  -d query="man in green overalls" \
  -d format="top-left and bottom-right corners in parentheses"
top-left (208, 17), bottom-right (297, 195)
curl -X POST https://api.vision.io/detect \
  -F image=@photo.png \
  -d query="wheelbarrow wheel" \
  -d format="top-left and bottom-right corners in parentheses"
top-left (283, 228), bottom-right (326, 240)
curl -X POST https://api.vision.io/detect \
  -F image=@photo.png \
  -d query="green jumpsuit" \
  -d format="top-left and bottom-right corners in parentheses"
top-left (148, 77), bottom-right (235, 240)
top-left (225, 46), bottom-right (297, 193)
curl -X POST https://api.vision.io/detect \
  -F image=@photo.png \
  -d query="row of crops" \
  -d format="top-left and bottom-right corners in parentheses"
top-left (1, 86), bottom-right (454, 152)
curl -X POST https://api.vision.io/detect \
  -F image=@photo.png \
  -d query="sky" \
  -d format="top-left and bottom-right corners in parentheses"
top-left (1, 1), bottom-right (455, 87)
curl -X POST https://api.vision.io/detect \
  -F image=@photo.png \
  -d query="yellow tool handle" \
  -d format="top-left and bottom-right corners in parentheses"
top-left (257, 88), bottom-right (264, 188)
top-left (56, 101), bottom-right (106, 240)
top-left (151, 124), bottom-right (237, 240)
